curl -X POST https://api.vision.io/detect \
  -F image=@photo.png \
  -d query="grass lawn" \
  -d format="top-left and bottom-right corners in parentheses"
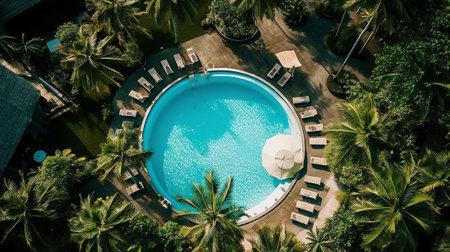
top-left (43, 0), bottom-right (211, 158)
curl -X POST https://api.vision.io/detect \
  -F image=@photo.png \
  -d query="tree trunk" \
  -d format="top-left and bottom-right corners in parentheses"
top-left (126, 167), bottom-right (141, 188)
top-left (333, 16), bottom-right (373, 79)
top-left (357, 25), bottom-right (377, 55)
top-left (335, 9), bottom-right (347, 37)
top-left (171, 16), bottom-right (179, 44)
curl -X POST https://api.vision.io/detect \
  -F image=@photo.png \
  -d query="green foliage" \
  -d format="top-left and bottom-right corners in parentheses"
top-left (87, 0), bottom-right (151, 46)
top-left (280, 0), bottom-right (308, 26)
top-left (61, 33), bottom-right (127, 95)
top-left (15, 33), bottom-right (45, 65)
top-left (211, 0), bottom-right (258, 40)
top-left (159, 221), bottom-right (191, 252)
top-left (250, 224), bottom-right (307, 252)
top-left (322, 208), bottom-right (363, 252)
top-left (101, 103), bottom-right (114, 121)
top-left (0, 33), bottom-right (17, 62)
top-left (124, 42), bottom-right (144, 68)
top-left (233, 0), bottom-right (278, 20)
top-left (305, 227), bottom-right (335, 252)
top-left (33, 149), bottom-right (87, 195)
top-left (0, 172), bottom-right (68, 249)
top-left (174, 170), bottom-right (246, 251)
top-left (326, 26), bottom-right (359, 56)
top-left (55, 22), bottom-right (80, 46)
top-left (126, 214), bottom-right (160, 251)
top-left (69, 193), bottom-right (137, 251)
top-left (326, 70), bottom-right (359, 97)
top-left (352, 162), bottom-right (438, 251)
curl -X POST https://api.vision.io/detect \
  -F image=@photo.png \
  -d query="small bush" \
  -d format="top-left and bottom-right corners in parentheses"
top-left (326, 26), bottom-right (360, 56)
top-left (211, 0), bottom-right (258, 40)
top-left (326, 70), bottom-right (359, 97)
top-left (280, 0), bottom-right (308, 26)
top-left (101, 103), bottom-right (113, 121)
top-left (124, 43), bottom-right (144, 68)
top-left (316, 0), bottom-right (344, 18)
top-left (55, 22), bottom-right (79, 46)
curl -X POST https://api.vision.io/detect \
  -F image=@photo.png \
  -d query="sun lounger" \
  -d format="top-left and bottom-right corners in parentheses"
top-left (148, 68), bottom-right (162, 83)
top-left (138, 77), bottom-right (154, 92)
top-left (290, 212), bottom-right (309, 225)
top-left (129, 90), bottom-right (148, 103)
top-left (125, 181), bottom-right (144, 195)
top-left (310, 137), bottom-right (328, 146)
top-left (115, 128), bottom-right (123, 135)
top-left (292, 96), bottom-right (310, 104)
top-left (300, 107), bottom-right (318, 119)
top-left (186, 47), bottom-right (199, 63)
top-left (160, 59), bottom-right (174, 76)
top-left (123, 168), bottom-right (139, 180)
top-left (305, 124), bottom-right (323, 133)
top-left (296, 201), bottom-right (315, 213)
top-left (277, 72), bottom-right (292, 87)
top-left (173, 53), bottom-right (185, 69)
top-left (160, 198), bottom-right (171, 209)
top-left (311, 157), bottom-right (328, 166)
top-left (267, 63), bottom-right (282, 79)
top-left (304, 175), bottom-right (321, 185)
top-left (300, 188), bottom-right (318, 200)
top-left (122, 121), bottom-right (134, 128)
top-left (119, 109), bottom-right (137, 117)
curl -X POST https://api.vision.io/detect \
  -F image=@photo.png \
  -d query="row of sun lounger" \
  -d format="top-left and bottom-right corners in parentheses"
top-left (267, 63), bottom-right (293, 87)
top-left (291, 177), bottom-right (323, 226)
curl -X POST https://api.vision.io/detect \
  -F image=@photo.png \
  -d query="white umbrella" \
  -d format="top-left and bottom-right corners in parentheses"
top-left (275, 50), bottom-right (302, 68)
top-left (262, 134), bottom-right (303, 180)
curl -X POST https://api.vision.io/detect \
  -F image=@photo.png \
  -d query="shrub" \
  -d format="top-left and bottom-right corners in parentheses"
top-left (126, 214), bottom-right (161, 251)
top-left (316, 0), bottom-right (345, 17)
top-left (124, 43), bottom-right (144, 68)
top-left (326, 70), bottom-right (359, 97)
top-left (280, 0), bottom-right (308, 26)
top-left (322, 208), bottom-right (363, 252)
top-left (326, 26), bottom-right (360, 56)
top-left (101, 103), bottom-right (114, 121)
top-left (211, 0), bottom-right (258, 40)
top-left (55, 22), bottom-right (79, 46)
top-left (159, 221), bottom-right (192, 252)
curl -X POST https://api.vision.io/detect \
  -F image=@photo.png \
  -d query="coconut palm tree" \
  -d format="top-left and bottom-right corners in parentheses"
top-left (95, 125), bottom-right (153, 184)
top-left (0, 172), bottom-right (68, 249)
top-left (324, 93), bottom-right (387, 166)
top-left (69, 193), bottom-right (137, 251)
top-left (86, 0), bottom-right (151, 46)
top-left (352, 162), bottom-right (438, 250)
top-left (61, 33), bottom-right (127, 94)
top-left (145, 0), bottom-right (197, 43)
top-left (233, 0), bottom-right (278, 21)
top-left (173, 170), bottom-right (246, 251)
top-left (15, 33), bottom-right (45, 66)
top-left (305, 227), bottom-right (334, 252)
top-left (416, 149), bottom-right (450, 207)
top-left (250, 224), bottom-right (306, 252)
top-left (0, 33), bottom-right (17, 62)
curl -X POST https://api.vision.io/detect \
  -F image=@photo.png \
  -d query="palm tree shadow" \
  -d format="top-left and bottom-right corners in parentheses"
top-left (303, 196), bottom-right (322, 206)
top-left (306, 182), bottom-right (325, 191)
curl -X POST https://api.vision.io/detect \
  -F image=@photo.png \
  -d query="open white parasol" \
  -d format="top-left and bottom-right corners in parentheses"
top-left (275, 50), bottom-right (302, 68)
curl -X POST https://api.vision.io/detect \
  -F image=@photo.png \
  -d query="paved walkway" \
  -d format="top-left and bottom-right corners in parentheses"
top-left (110, 1), bottom-right (373, 245)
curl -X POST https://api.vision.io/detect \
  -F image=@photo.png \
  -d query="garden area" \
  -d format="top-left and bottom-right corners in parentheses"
top-left (0, 0), bottom-right (449, 251)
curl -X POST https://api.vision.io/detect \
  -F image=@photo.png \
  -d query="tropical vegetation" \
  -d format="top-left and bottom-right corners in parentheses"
top-left (174, 170), bottom-right (246, 251)
top-left (280, 0), bottom-right (308, 26)
top-left (250, 224), bottom-right (307, 252)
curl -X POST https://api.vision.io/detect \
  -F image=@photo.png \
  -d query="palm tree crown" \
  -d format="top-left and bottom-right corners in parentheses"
top-left (250, 224), bottom-right (306, 252)
top-left (61, 34), bottom-right (127, 94)
top-left (95, 125), bottom-right (153, 182)
top-left (233, 0), bottom-right (278, 20)
top-left (325, 93), bottom-right (387, 166)
top-left (305, 227), bottom-right (335, 252)
top-left (0, 173), bottom-right (67, 249)
top-left (69, 193), bottom-right (137, 251)
top-left (174, 170), bottom-right (246, 251)
top-left (16, 33), bottom-right (45, 64)
top-left (87, 0), bottom-right (151, 46)
top-left (352, 162), bottom-right (438, 250)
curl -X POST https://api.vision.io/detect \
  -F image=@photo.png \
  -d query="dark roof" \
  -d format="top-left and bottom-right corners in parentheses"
top-left (1, 0), bottom-right (42, 23)
top-left (0, 65), bottom-right (40, 175)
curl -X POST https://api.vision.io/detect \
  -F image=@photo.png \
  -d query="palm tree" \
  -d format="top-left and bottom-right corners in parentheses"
top-left (86, 0), bottom-right (151, 46)
top-left (173, 170), bottom-right (246, 251)
top-left (416, 149), bottom-right (450, 207)
top-left (305, 227), bottom-right (334, 252)
top-left (0, 33), bottom-right (17, 62)
top-left (95, 125), bottom-right (153, 184)
top-left (250, 224), bottom-right (306, 252)
top-left (324, 93), bottom-right (387, 166)
top-left (352, 162), bottom-right (438, 250)
top-left (69, 193), bottom-right (137, 251)
top-left (15, 33), bottom-right (45, 66)
top-left (0, 172), bottom-right (68, 249)
top-left (233, 0), bottom-right (278, 21)
top-left (61, 33), bottom-right (128, 94)
top-left (145, 0), bottom-right (197, 43)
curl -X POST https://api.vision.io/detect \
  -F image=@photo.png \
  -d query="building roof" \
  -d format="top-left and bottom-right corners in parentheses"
top-left (0, 65), bottom-right (40, 175)
top-left (0, 0), bottom-right (43, 24)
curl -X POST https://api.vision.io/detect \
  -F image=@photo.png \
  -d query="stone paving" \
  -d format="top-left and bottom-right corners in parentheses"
top-left (111, 1), bottom-right (374, 246)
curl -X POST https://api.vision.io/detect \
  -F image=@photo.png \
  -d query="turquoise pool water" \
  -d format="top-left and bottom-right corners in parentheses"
top-left (142, 71), bottom-right (299, 211)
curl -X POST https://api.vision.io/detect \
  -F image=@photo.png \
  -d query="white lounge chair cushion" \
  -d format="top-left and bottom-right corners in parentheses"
top-left (304, 175), bottom-right (321, 185)
top-left (292, 96), bottom-right (310, 104)
top-left (311, 157), bottom-right (328, 166)
top-left (161, 59), bottom-right (174, 75)
top-left (187, 47), bottom-right (198, 63)
top-left (148, 68), bottom-right (162, 83)
top-left (290, 212), bottom-right (309, 225)
top-left (119, 109), bottom-right (137, 117)
top-left (305, 124), bottom-right (323, 132)
top-left (173, 53), bottom-right (185, 69)
top-left (296, 201), bottom-right (315, 212)
top-left (267, 63), bottom-right (281, 78)
top-left (277, 72), bottom-right (292, 87)
top-left (310, 137), bottom-right (327, 145)
top-left (300, 107), bottom-right (318, 119)
top-left (300, 188), bottom-right (318, 199)
top-left (138, 77), bottom-right (154, 91)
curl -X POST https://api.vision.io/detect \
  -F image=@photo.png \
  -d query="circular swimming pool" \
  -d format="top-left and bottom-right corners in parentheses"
top-left (141, 69), bottom-right (304, 221)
